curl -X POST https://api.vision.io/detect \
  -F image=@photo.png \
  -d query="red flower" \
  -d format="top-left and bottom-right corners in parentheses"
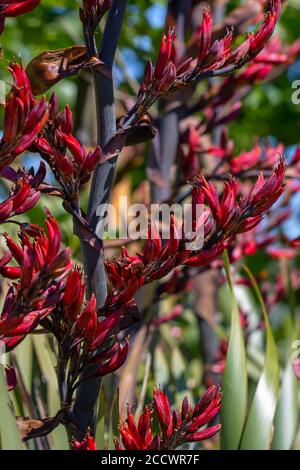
top-left (57, 131), bottom-right (102, 178)
top-left (0, 164), bottom-right (45, 224)
top-left (0, 212), bottom-right (71, 340)
top-left (0, 64), bottom-right (48, 169)
top-left (105, 161), bottom-right (285, 311)
top-left (196, 8), bottom-right (213, 63)
top-left (140, 28), bottom-right (177, 95)
top-left (80, 0), bottom-right (111, 30)
top-left (75, 294), bottom-right (98, 341)
top-left (266, 246), bottom-right (296, 260)
top-left (153, 388), bottom-right (173, 439)
top-left (249, 0), bottom-right (281, 56)
top-left (34, 101), bottom-right (101, 195)
top-left (62, 267), bottom-right (86, 321)
top-left (118, 406), bottom-right (160, 450)
top-left (230, 145), bottom-right (262, 173)
top-left (240, 158), bottom-right (285, 218)
top-left (5, 365), bottom-right (17, 391)
top-left (154, 386), bottom-right (222, 448)
top-left (154, 28), bottom-right (176, 80)
top-left (71, 431), bottom-right (97, 450)
top-left (137, 0), bottom-right (281, 112)
top-left (92, 337), bottom-right (129, 376)
top-left (0, 0), bottom-right (41, 34)
top-left (118, 386), bottom-right (221, 450)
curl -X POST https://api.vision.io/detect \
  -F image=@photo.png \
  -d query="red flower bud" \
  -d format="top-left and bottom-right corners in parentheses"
top-left (71, 430), bottom-right (97, 450)
top-left (0, 1), bottom-right (41, 35)
top-left (5, 366), bottom-right (17, 391)
top-left (154, 29), bottom-right (176, 80)
top-left (249, 0), bottom-right (281, 56)
top-left (153, 387), bottom-right (173, 439)
top-left (196, 8), bottom-right (213, 63)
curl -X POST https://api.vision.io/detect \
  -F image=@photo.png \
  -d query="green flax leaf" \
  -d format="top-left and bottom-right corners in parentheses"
top-left (220, 251), bottom-right (248, 450)
top-left (0, 365), bottom-right (24, 450)
top-left (240, 265), bottom-right (280, 450)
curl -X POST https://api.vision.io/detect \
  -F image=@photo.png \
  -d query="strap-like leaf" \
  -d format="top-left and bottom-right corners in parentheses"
top-left (220, 251), bottom-right (248, 449)
top-left (272, 356), bottom-right (299, 449)
top-left (240, 265), bottom-right (280, 450)
top-left (0, 365), bottom-right (24, 450)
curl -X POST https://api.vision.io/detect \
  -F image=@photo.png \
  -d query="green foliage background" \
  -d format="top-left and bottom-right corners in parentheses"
top-left (0, 0), bottom-right (300, 450)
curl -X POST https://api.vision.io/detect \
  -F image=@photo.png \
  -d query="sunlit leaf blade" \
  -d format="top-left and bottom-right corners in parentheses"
top-left (15, 336), bottom-right (33, 394)
top-left (0, 365), bottom-right (24, 450)
top-left (32, 335), bottom-right (69, 450)
top-left (240, 265), bottom-right (280, 450)
top-left (272, 359), bottom-right (299, 450)
top-left (108, 387), bottom-right (119, 451)
top-left (95, 387), bottom-right (105, 451)
top-left (220, 251), bottom-right (248, 450)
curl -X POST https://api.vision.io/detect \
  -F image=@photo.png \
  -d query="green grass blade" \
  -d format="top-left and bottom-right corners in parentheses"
top-left (32, 335), bottom-right (69, 450)
top-left (95, 387), bottom-right (105, 450)
top-left (0, 365), bottom-right (25, 450)
top-left (272, 358), bottom-right (299, 449)
top-left (15, 336), bottom-right (33, 394)
top-left (240, 265), bottom-right (280, 450)
top-left (108, 387), bottom-right (119, 450)
top-left (220, 251), bottom-right (248, 450)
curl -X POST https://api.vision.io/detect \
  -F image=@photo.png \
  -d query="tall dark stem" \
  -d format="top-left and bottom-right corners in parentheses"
top-left (73, 0), bottom-right (128, 437)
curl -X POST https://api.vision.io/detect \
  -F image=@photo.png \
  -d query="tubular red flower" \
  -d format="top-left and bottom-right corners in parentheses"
top-left (94, 337), bottom-right (129, 376)
top-left (0, 1), bottom-right (41, 34)
top-left (79, 0), bottom-right (111, 30)
top-left (105, 160), bottom-right (285, 311)
top-left (35, 121), bottom-right (102, 193)
top-left (153, 387), bottom-right (173, 439)
top-left (118, 406), bottom-right (159, 450)
top-left (196, 8), bottom-right (213, 63)
top-left (154, 28), bottom-right (176, 80)
top-left (63, 268), bottom-right (86, 321)
top-left (5, 366), bottom-right (17, 391)
top-left (249, 0), bottom-right (281, 56)
top-left (0, 168), bottom-right (43, 224)
top-left (0, 64), bottom-right (48, 169)
top-left (187, 424), bottom-right (221, 442)
top-left (240, 158), bottom-right (285, 218)
top-left (75, 294), bottom-right (98, 340)
top-left (71, 431), bottom-right (97, 450)
top-left (0, 212), bottom-right (71, 341)
top-left (118, 386), bottom-right (222, 450)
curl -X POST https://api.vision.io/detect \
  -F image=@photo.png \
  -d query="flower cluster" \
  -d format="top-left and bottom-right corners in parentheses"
top-left (136, 0), bottom-right (281, 117)
top-left (0, 215), bottom-right (129, 406)
top-left (0, 163), bottom-right (45, 224)
top-left (48, 266), bottom-right (129, 385)
top-left (118, 385), bottom-right (222, 450)
top-left (205, 129), bottom-right (284, 175)
top-left (79, 0), bottom-right (112, 33)
top-left (35, 94), bottom-right (102, 202)
top-left (0, 0), bottom-right (41, 34)
top-left (72, 385), bottom-right (222, 451)
top-left (0, 64), bottom-right (48, 170)
top-left (72, 430), bottom-right (97, 450)
top-left (0, 212), bottom-right (71, 345)
top-left (105, 160), bottom-right (285, 306)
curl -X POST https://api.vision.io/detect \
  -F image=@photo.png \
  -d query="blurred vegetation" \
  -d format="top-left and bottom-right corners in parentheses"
top-left (0, 0), bottom-right (300, 450)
